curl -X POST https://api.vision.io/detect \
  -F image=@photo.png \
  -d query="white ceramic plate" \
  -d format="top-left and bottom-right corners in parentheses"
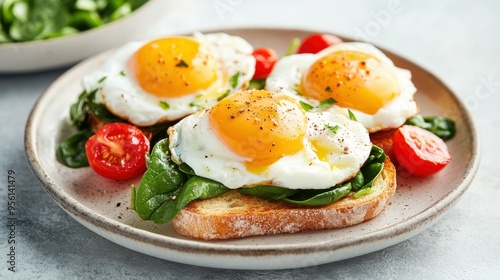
top-left (25, 28), bottom-right (480, 270)
top-left (0, 0), bottom-right (166, 74)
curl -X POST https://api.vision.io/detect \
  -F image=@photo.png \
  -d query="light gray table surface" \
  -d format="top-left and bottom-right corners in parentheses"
top-left (1, 0), bottom-right (499, 279)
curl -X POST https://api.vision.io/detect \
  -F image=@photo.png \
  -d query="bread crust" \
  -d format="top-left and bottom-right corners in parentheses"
top-left (172, 157), bottom-right (397, 240)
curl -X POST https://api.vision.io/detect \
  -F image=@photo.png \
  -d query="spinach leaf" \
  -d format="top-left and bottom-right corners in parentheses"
top-left (56, 128), bottom-right (93, 168)
top-left (110, 2), bottom-right (132, 21)
top-left (239, 185), bottom-right (299, 200)
top-left (405, 114), bottom-right (456, 140)
top-left (349, 171), bottom-right (364, 192)
top-left (354, 145), bottom-right (386, 192)
top-left (0, 0), bottom-right (149, 43)
top-left (58, 89), bottom-right (126, 168)
top-left (173, 176), bottom-right (229, 216)
top-left (69, 90), bottom-right (90, 129)
top-left (85, 90), bottom-right (125, 123)
top-left (133, 139), bottom-right (188, 223)
top-left (132, 139), bottom-right (229, 223)
top-left (70, 89), bottom-right (125, 127)
top-left (239, 145), bottom-right (385, 206)
top-left (240, 178), bottom-right (350, 207)
top-left (359, 162), bottom-right (383, 189)
top-left (60, 88), bottom-right (175, 168)
top-left (178, 162), bottom-right (196, 175)
top-left (132, 142), bottom-right (387, 224)
top-left (283, 183), bottom-right (352, 206)
top-left (361, 145), bottom-right (386, 170)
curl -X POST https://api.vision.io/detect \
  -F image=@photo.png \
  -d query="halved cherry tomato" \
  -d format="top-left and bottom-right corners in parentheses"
top-left (297, 33), bottom-right (343, 54)
top-left (85, 123), bottom-right (150, 180)
top-left (252, 47), bottom-right (278, 79)
top-left (392, 125), bottom-right (451, 176)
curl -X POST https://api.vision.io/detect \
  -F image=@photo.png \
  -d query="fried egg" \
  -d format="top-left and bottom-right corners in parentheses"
top-left (83, 32), bottom-right (255, 126)
top-left (266, 42), bottom-right (418, 132)
top-left (168, 89), bottom-right (372, 190)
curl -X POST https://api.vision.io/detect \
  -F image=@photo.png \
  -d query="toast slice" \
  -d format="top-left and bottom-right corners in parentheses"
top-left (172, 157), bottom-right (397, 240)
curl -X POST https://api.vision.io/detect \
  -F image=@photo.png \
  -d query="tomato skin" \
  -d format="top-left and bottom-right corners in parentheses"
top-left (297, 33), bottom-right (343, 54)
top-left (392, 125), bottom-right (451, 176)
top-left (252, 47), bottom-right (278, 79)
top-left (85, 123), bottom-right (150, 180)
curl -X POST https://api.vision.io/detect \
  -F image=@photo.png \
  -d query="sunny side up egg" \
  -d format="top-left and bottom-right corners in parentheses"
top-left (266, 42), bottom-right (418, 133)
top-left (168, 89), bottom-right (372, 190)
top-left (82, 32), bottom-right (255, 127)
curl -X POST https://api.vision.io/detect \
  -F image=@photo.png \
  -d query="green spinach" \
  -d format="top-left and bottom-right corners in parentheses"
top-left (240, 145), bottom-right (385, 206)
top-left (405, 114), bottom-right (456, 140)
top-left (132, 141), bottom-right (386, 223)
top-left (132, 139), bottom-right (229, 223)
top-left (58, 89), bottom-right (125, 168)
top-left (0, 0), bottom-right (149, 43)
top-left (56, 128), bottom-right (93, 168)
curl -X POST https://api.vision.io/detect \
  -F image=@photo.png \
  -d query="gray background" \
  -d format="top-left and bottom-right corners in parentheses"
top-left (1, 0), bottom-right (499, 279)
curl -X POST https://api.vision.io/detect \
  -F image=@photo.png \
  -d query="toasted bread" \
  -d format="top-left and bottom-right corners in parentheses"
top-left (172, 157), bottom-right (396, 240)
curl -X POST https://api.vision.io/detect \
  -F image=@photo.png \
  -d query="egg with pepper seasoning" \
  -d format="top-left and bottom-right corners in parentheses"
top-left (168, 89), bottom-right (372, 189)
top-left (83, 32), bottom-right (255, 126)
top-left (266, 42), bottom-right (418, 133)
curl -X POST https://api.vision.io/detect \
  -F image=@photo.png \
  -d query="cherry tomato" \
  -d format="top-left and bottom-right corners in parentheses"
top-left (392, 125), bottom-right (451, 176)
top-left (297, 33), bottom-right (343, 54)
top-left (85, 123), bottom-right (150, 180)
top-left (252, 47), bottom-right (278, 79)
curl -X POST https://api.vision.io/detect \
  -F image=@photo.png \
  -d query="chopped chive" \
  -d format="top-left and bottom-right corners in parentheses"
top-left (299, 101), bottom-right (314, 112)
top-left (119, 70), bottom-right (126, 76)
top-left (217, 90), bottom-right (231, 101)
top-left (176, 60), bottom-right (189, 67)
top-left (325, 124), bottom-right (340, 135)
top-left (98, 76), bottom-right (107, 83)
top-left (325, 86), bottom-right (332, 92)
top-left (230, 72), bottom-right (240, 88)
top-left (159, 101), bottom-right (170, 110)
top-left (317, 97), bottom-right (336, 108)
top-left (189, 102), bottom-right (196, 107)
top-left (348, 109), bottom-right (357, 121)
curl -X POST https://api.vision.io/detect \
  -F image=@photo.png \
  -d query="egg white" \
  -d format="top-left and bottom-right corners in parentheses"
top-left (168, 108), bottom-right (372, 190)
top-left (265, 42), bottom-right (418, 133)
top-left (82, 32), bottom-right (256, 127)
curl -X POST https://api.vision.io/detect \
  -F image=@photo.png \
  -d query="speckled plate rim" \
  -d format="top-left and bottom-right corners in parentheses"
top-left (24, 27), bottom-right (481, 270)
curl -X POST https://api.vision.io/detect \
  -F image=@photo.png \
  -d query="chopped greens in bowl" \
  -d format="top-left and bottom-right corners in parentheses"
top-left (0, 0), bottom-right (149, 43)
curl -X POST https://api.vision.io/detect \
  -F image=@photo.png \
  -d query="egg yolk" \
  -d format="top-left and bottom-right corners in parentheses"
top-left (209, 90), bottom-right (306, 172)
top-left (129, 37), bottom-right (218, 97)
top-left (302, 50), bottom-right (400, 115)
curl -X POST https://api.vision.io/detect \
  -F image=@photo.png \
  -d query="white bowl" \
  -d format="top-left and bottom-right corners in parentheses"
top-left (0, 0), bottom-right (166, 74)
